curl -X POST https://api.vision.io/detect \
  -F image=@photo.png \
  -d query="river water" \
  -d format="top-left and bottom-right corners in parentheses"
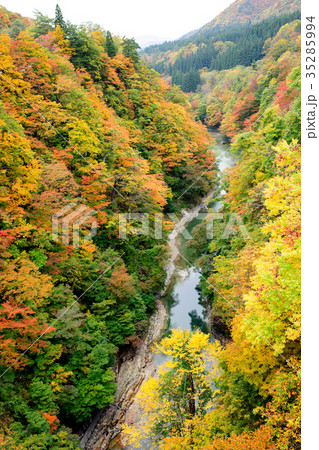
top-left (153, 130), bottom-right (235, 367)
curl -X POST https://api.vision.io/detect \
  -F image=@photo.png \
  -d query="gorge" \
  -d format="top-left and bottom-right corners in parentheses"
top-left (0, 1), bottom-right (301, 448)
top-left (83, 131), bottom-right (236, 449)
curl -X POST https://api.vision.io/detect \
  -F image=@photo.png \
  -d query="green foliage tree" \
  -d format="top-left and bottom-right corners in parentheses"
top-left (122, 37), bottom-right (140, 66)
top-left (66, 24), bottom-right (103, 79)
top-left (105, 30), bottom-right (116, 57)
top-left (54, 4), bottom-right (65, 30)
top-left (32, 11), bottom-right (55, 37)
top-left (9, 19), bottom-right (25, 39)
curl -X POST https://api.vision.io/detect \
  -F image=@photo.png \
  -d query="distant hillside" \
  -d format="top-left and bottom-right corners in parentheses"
top-left (143, 0), bottom-right (300, 91)
top-left (174, 0), bottom-right (300, 42)
top-left (197, 0), bottom-right (300, 35)
top-left (143, 9), bottom-right (300, 93)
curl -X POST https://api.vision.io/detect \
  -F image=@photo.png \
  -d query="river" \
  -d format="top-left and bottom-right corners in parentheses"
top-left (156, 129), bottom-right (235, 345)
top-left (83, 130), bottom-right (236, 449)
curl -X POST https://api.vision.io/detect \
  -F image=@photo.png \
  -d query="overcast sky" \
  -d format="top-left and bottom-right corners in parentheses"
top-left (1, 0), bottom-right (235, 42)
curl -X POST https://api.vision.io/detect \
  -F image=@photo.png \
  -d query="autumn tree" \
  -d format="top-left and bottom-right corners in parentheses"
top-left (123, 329), bottom-right (220, 448)
top-left (0, 300), bottom-right (52, 368)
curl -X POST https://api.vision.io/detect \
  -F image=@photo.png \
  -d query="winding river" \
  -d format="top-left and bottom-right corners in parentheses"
top-left (156, 129), bottom-right (235, 345)
top-left (83, 130), bottom-right (235, 449)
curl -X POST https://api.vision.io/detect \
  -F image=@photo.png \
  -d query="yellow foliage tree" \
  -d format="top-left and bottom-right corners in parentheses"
top-left (123, 329), bottom-right (220, 448)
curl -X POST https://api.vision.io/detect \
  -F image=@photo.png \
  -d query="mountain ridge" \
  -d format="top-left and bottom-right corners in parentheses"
top-left (197, 0), bottom-right (301, 35)
top-left (144, 0), bottom-right (300, 53)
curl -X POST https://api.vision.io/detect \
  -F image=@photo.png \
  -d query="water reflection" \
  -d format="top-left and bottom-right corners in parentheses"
top-left (189, 309), bottom-right (209, 334)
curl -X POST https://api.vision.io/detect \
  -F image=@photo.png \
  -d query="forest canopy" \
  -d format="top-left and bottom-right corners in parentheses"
top-left (0, 4), bottom-right (216, 447)
top-left (0, 1), bottom-right (301, 449)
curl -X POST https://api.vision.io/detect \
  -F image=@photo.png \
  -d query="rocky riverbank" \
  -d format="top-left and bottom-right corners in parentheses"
top-left (82, 299), bottom-right (168, 449)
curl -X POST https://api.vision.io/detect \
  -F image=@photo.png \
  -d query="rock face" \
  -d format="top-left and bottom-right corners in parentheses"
top-left (83, 300), bottom-right (168, 449)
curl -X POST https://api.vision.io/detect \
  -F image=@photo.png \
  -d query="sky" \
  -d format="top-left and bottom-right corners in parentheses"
top-left (1, 0), bottom-right (235, 43)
